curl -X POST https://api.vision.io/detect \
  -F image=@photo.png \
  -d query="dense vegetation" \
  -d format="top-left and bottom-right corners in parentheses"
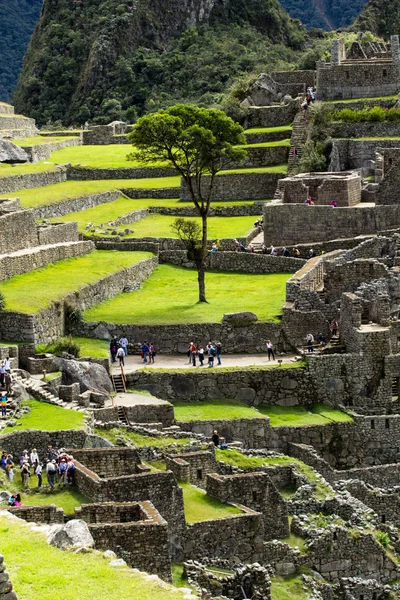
top-left (13, 0), bottom-right (306, 126)
top-left (354, 0), bottom-right (400, 38)
top-left (0, 0), bottom-right (42, 101)
top-left (280, 0), bottom-right (368, 30)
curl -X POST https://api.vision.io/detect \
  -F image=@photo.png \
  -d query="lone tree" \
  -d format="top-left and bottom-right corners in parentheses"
top-left (129, 104), bottom-right (247, 302)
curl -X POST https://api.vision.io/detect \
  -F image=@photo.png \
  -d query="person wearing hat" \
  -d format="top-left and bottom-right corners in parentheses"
top-left (46, 459), bottom-right (56, 489)
top-left (58, 459), bottom-right (68, 485)
top-left (30, 449), bottom-right (39, 470)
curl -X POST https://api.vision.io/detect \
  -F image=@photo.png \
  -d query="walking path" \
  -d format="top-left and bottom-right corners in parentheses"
top-left (111, 352), bottom-right (299, 375)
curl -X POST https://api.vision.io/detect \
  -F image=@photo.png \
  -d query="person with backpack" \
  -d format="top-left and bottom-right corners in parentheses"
top-left (208, 344), bottom-right (216, 368)
top-left (46, 459), bottom-right (57, 489)
top-left (58, 459), bottom-right (68, 485)
top-left (21, 461), bottom-right (30, 488)
top-left (5, 455), bottom-right (14, 482)
top-left (116, 346), bottom-right (125, 367)
top-left (149, 343), bottom-right (156, 364)
top-left (1, 392), bottom-right (7, 418)
top-left (215, 341), bottom-right (222, 365)
top-left (35, 462), bottom-right (43, 488)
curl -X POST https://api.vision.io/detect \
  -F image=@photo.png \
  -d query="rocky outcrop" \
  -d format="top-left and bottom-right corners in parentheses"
top-left (55, 358), bottom-right (112, 397)
top-left (0, 140), bottom-right (28, 164)
top-left (47, 519), bottom-right (95, 550)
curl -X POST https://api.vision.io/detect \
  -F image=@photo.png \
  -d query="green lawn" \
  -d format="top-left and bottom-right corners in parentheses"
top-left (3, 400), bottom-right (85, 432)
top-left (0, 163), bottom-right (58, 178)
top-left (84, 265), bottom-right (290, 325)
top-left (215, 449), bottom-right (333, 501)
top-left (50, 144), bottom-right (168, 169)
top-left (0, 479), bottom-right (88, 513)
top-left (245, 126), bottom-right (293, 134)
top-left (257, 404), bottom-right (353, 427)
top-left (37, 337), bottom-right (110, 359)
top-left (13, 136), bottom-right (77, 146)
top-left (0, 515), bottom-right (191, 600)
top-left (179, 481), bottom-right (242, 523)
top-left (95, 428), bottom-right (194, 449)
top-left (1, 250), bottom-right (152, 313)
top-left (174, 399), bottom-right (267, 422)
top-left (239, 139), bottom-right (290, 148)
top-left (218, 165), bottom-right (287, 174)
top-left (91, 214), bottom-right (256, 239)
top-left (12, 178), bottom-right (181, 209)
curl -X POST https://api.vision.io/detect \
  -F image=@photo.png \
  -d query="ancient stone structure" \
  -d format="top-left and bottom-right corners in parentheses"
top-left (276, 171), bottom-right (361, 206)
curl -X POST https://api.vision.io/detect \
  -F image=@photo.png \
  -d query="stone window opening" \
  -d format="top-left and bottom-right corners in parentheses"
top-left (383, 69), bottom-right (387, 76)
top-left (381, 514), bottom-right (386, 523)
top-left (197, 469), bottom-right (203, 480)
top-left (392, 377), bottom-right (400, 400)
top-left (360, 595), bottom-right (364, 600)
top-left (252, 491), bottom-right (259, 503)
top-left (371, 419), bottom-right (375, 429)
top-left (385, 418), bottom-right (390, 429)
top-left (346, 71), bottom-right (350, 79)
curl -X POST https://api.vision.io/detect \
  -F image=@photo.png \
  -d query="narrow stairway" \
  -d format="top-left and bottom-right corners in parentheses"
top-left (287, 110), bottom-right (312, 176)
top-left (112, 373), bottom-right (126, 393)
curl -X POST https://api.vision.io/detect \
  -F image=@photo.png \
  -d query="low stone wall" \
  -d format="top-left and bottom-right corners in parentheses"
top-left (344, 480), bottom-right (400, 527)
top-left (331, 138), bottom-right (400, 172)
top-left (0, 241), bottom-right (94, 282)
top-left (71, 447), bottom-right (142, 478)
top-left (223, 145), bottom-right (289, 169)
top-left (67, 166), bottom-right (176, 180)
top-left (151, 203), bottom-right (263, 217)
top-left (93, 402), bottom-right (174, 426)
top-left (177, 418), bottom-right (271, 449)
top-left (22, 137), bottom-right (80, 163)
top-left (206, 251), bottom-right (305, 274)
top-left (78, 320), bottom-right (290, 355)
top-left (332, 121), bottom-right (400, 139)
top-left (0, 168), bottom-right (66, 195)
top-left (93, 240), bottom-right (160, 253)
top-left (0, 114), bottom-right (35, 132)
top-left (36, 222), bottom-right (79, 245)
top-left (0, 102), bottom-right (15, 114)
top-left (165, 451), bottom-right (218, 489)
top-left (31, 190), bottom-right (121, 219)
top-left (107, 208), bottom-right (148, 226)
top-left (247, 101), bottom-right (300, 128)
top-left (0, 429), bottom-right (88, 458)
top-left (180, 172), bottom-right (283, 201)
top-left (121, 187), bottom-right (179, 199)
top-left (184, 508), bottom-right (265, 562)
top-left (125, 366), bottom-right (310, 405)
top-left (245, 130), bottom-right (291, 144)
top-left (8, 504), bottom-right (64, 523)
top-left (0, 210), bottom-right (38, 254)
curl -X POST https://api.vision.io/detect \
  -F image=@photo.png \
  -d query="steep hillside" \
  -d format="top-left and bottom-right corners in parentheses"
top-left (0, 0), bottom-right (43, 101)
top-left (13, 0), bottom-right (305, 126)
top-left (354, 0), bottom-right (400, 38)
top-left (280, 0), bottom-right (368, 30)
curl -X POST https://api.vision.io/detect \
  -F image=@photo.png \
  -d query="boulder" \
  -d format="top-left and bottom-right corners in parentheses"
top-left (55, 357), bottom-right (112, 397)
top-left (0, 140), bottom-right (28, 164)
top-left (242, 73), bottom-right (278, 107)
top-left (222, 312), bottom-right (258, 326)
top-left (0, 491), bottom-right (11, 503)
top-left (48, 519), bottom-right (94, 550)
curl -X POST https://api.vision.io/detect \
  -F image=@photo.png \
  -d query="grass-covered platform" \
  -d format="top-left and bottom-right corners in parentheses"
top-left (13, 135), bottom-right (78, 146)
top-left (179, 481), bottom-right (242, 523)
top-left (0, 479), bottom-right (87, 513)
top-left (0, 514), bottom-right (191, 600)
top-left (174, 399), bottom-right (268, 422)
top-left (2, 399), bottom-right (85, 432)
top-left (84, 264), bottom-right (290, 325)
top-left (257, 404), bottom-right (353, 427)
top-left (95, 427), bottom-right (194, 449)
top-left (50, 144), bottom-right (167, 168)
top-left (90, 214), bottom-right (256, 239)
top-left (1, 250), bottom-right (152, 313)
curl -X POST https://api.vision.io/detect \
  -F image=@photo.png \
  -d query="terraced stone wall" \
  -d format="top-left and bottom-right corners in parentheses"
top-left (67, 166), bottom-right (176, 180)
top-left (36, 222), bottom-right (80, 245)
top-left (0, 429), bottom-right (87, 458)
top-left (93, 402), bottom-right (174, 426)
top-left (0, 168), bottom-right (66, 195)
top-left (331, 138), bottom-right (400, 172)
top-left (177, 418), bottom-right (271, 450)
top-left (22, 137), bottom-right (80, 163)
top-left (247, 101), bottom-right (300, 128)
top-left (180, 172), bottom-right (283, 201)
top-left (8, 505), bottom-right (64, 523)
top-left (0, 209), bottom-right (38, 253)
top-left (222, 145), bottom-right (289, 169)
top-left (71, 447), bottom-right (142, 478)
top-left (32, 190), bottom-right (121, 219)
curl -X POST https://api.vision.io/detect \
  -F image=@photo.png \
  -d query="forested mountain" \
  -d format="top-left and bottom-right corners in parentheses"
top-left (0, 0), bottom-right (43, 101)
top-left (354, 0), bottom-right (400, 38)
top-left (13, 0), bottom-right (306, 125)
top-left (279, 0), bottom-right (368, 31)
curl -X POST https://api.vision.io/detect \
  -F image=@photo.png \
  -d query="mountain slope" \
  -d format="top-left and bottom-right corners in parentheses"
top-left (0, 0), bottom-right (43, 101)
top-left (13, 0), bottom-right (305, 125)
top-left (280, 0), bottom-right (368, 30)
top-left (354, 0), bottom-right (400, 38)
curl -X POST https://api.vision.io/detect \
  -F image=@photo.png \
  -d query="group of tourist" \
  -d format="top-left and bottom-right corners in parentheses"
top-left (110, 336), bottom-right (157, 366)
top-left (187, 342), bottom-right (222, 367)
top-left (304, 197), bottom-right (338, 208)
top-left (305, 321), bottom-right (339, 352)
top-left (0, 445), bottom-right (76, 489)
top-left (302, 86), bottom-right (316, 110)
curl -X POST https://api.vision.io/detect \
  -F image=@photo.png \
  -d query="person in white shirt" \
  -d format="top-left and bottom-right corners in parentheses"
top-left (35, 463), bottom-right (42, 488)
top-left (4, 357), bottom-right (11, 371)
top-left (30, 449), bottom-right (39, 469)
top-left (266, 340), bottom-right (275, 361)
top-left (119, 336), bottom-right (129, 356)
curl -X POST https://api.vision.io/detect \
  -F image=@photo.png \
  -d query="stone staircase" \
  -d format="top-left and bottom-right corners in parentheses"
top-left (287, 110), bottom-right (313, 176)
top-left (13, 373), bottom-right (86, 412)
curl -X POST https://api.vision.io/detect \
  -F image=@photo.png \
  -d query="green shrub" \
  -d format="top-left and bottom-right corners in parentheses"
top-left (367, 106), bottom-right (386, 122)
top-left (296, 140), bottom-right (327, 173)
top-left (376, 530), bottom-right (391, 548)
top-left (64, 303), bottom-right (84, 332)
top-left (335, 106), bottom-right (400, 123)
top-left (39, 337), bottom-right (81, 358)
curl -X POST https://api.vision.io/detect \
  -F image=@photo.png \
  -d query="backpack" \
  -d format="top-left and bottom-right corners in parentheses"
top-left (210, 348), bottom-right (217, 357)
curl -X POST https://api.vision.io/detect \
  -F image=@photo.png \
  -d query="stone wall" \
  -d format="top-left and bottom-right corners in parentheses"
top-left (184, 508), bottom-right (265, 562)
top-left (0, 168), bottom-right (66, 195)
top-left (206, 472), bottom-right (289, 539)
top-left (8, 504), bottom-right (64, 523)
top-left (207, 251), bottom-right (305, 274)
top-left (222, 145), bottom-right (289, 169)
top-left (180, 172), bottom-right (283, 202)
top-left (245, 130), bottom-right (291, 144)
top-left (330, 138), bottom-right (400, 173)
top-left (0, 241), bottom-right (94, 282)
top-left (332, 122), bottom-right (400, 139)
top-left (177, 418), bottom-right (271, 450)
top-left (247, 101), bottom-right (300, 128)
top-left (344, 480), bottom-right (400, 527)
top-left (68, 166), bottom-right (176, 180)
top-left (22, 137), bottom-right (80, 163)
top-left (31, 190), bottom-right (121, 219)
top-left (36, 222), bottom-right (79, 245)
top-left (0, 429), bottom-right (88, 458)
top-left (93, 402), bottom-right (174, 426)
top-left (0, 114), bottom-right (35, 132)
top-left (165, 450), bottom-right (218, 489)
top-left (0, 554), bottom-right (18, 600)
top-left (0, 210), bottom-right (38, 253)
top-left (152, 203), bottom-right (263, 218)
top-left (278, 172), bottom-right (361, 207)
top-left (121, 187), bottom-right (179, 199)
top-left (71, 447), bottom-right (142, 478)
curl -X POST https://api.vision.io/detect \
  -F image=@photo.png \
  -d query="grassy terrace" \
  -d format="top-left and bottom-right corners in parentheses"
top-left (323, 94), bottom-right (397, 104)
top-left (0, 162), bottom-right (58, 178)
top-left (1, 250), bottom-right (152, 313)
top-left (2, 399), bottom-right (85, 432)
top-left (13, 136), bottom-right (77, 146)
top-left (0, 515), bottom-right (191, 600)
top-left (0, 479), bottom-right (87, 513)
top-left (174, 399), bottom-right (268, 422)
top-left (84, 265), bottom-right (290, 325)
top-left (244, 125), bottom-right (293, 134)
top-left (89, 214), bottom-right (257, 239)
top-left (50, 144), bottom-right (167, 168)
top-left (258, 404), bottom-right (354, 427)
top-left (95, 428), bottom-right (194, 449)
top-left (239, 139), bottom-right (290, 148)
top-left (179, 481), bottom-right (242, 523)
top-left (215, 448), bottom-right (333, 501)
top-left (36, 337), bottom-right (110, 359)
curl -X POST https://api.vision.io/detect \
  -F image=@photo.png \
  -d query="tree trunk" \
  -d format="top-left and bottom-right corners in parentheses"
top-left (198, 211), bottom-right (208, 303)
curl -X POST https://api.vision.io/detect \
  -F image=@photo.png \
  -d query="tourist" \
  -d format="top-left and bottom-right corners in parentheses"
top-left (14, 493), bottom-right (22, 506)
top-left (21, 460), bottom-right (30, 488)
top-left (309, 249), bottom-right (316, 257)
top-left (198, 346), bottom-right (205, 366)
top-left (35, 462), bottom-right (43, 488)
top-left (58, 459), bottom-right (68, 485)
top-left (116, 346), bottom-right (125, 367)
top-left (4, 357), bottom-right (11, 372)
top-left (149, 343), bottom-right (156, 364)
top-left (5, 371), bottom-right (13, 395)
top-left (188, 342), bottom-right (196, 365)
top-left (331, 319), bottom-right (339, 338)
top-left (270, 245), bottom-right (276, 255)
top-left (215, 341), bottom-right (222, 366)
top-left (211, 243), bottom-right (218, 252)
top-left (248, 244), bottom-right (254, 253)
top-left (30, 448), bottom-right (39, 470)
top-left (46, 445), bottom-right (58, 462)
top-left (190, 342), bottom-right (197, 367)
top-left (318, 333), bottom-right (326, 346)
top-left (67, 456), bottom-right (75, 484)
top-left (1, 392), bottom-right (6, 417)
top-left (233, 239), bottom-right (241, 251)
top-left (119, 335), bottom-right (129, 356)
top-left (212, 430), bottom-right (220, 446)
top-left (266, 340), bottom-right (275, 361)
top-left (0, 363), bottom-right (5, 387)
top-left (283, 247), bottom-right (290, 257)
top-left (110, 338), bottom-right (118, 363)
top-left (141, 341), bottom-right (149, 364)
top-left (5, 455), bottom-right (14, 482)
top-left (330, 200), bottom-right (337, 207)
top-left (261, 245), bottom-right (268, 254)
top-left (293, 248), bottom-right (301, 257)
top-left (46, 459), bottom-right (57, 489)
top-left (208, 344), bottom-right (216, 368)
top-left (306, 333), bottom-right (314, 353)
top-left (19, 450), bottom-right (29, 466)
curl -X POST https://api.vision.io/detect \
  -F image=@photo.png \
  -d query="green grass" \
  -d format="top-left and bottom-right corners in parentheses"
top-left (13, 136), bottom-right (76, 146)
top-left (90, 214), bottom-right (256, 239)
top-left (43, 371), bottom-right (62, 382)
top-left (73, 337), bottom-right (110, 358)
top-left (84, 265), bottom-right (290, 325)
top-left (0, 250), bottom-right (152, 313)
top-left (0, 515), bottom-right (191, 600)
top-left (245, 125), bottom-right (293, 134)
top-left (215, 449), bottom-right (333, 501)
top-left (0, 163), bottom-right (58, 178)
top-left (2, 400), bottom-right (85, 432)
top-left (171, 564), bottom-right (190, 589)
top-left (271, 572), bottom-right (312, 600)
top-left (218, 164), bottom-right (288, 174)
top-left (323, 94), bottom-right (397, 104)
top-left (0, 479), bottom-right (88, 513)
top-left (50, 144), bottom-right (168, 169)
top-left (283, 533), bottom-right (308, 553)
top-left (257, 404), bottom-right (353, 427)
top-left (179, 481), bottom-right (242, 523)
top-left (239, 139), bottom-right (290, 148)
top-left (174, 399), bottom-right (267, 422)
top-left (141, 361), bottom-right (306, 374)
top-left (95, 428), bottom-right (194, 449)
top-left (13, 178), bottom-right (181, 209)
